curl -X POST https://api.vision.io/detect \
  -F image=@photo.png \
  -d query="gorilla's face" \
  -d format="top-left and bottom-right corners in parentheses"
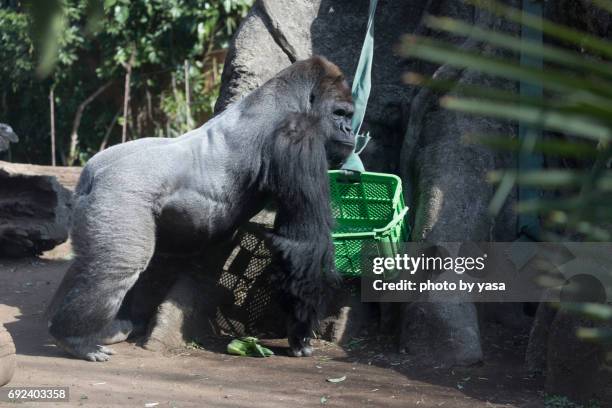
top-left (310, 73), bottom-right (355, 169)
top-left (325, 99), bottom-right (355, 169)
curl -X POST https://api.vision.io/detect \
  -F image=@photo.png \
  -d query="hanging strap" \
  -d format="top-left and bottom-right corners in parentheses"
top-left (340, 0), bottom-right (378, 173)
top-left (517, 0), bottom-right (543, 240)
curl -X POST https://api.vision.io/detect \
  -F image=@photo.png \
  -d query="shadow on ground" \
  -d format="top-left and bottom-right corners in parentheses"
top-left (0, 253), bottom-right (544, 407)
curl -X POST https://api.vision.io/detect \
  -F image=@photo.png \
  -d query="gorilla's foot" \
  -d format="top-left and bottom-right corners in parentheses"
top-left (54, 336), bottom-right (116, 362)
top-left (99, 319), bottom-right (134, 345)
top-left (288, 336), bottom-right (313, 357)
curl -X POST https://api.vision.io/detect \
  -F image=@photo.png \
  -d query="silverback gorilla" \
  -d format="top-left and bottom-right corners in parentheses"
top-left (47, 56), bottom-right (355, 362)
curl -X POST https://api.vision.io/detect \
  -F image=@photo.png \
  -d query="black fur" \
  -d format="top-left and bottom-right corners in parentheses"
top-left (263, 114), bottom-right (340, 356)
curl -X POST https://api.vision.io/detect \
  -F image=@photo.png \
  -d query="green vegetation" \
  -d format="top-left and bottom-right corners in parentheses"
top-left (400, 0), bottom-right (612, 341)
top-left (545, 394), bottom-right (601, 408)
top-left (227, 337), bottom-right (274, 357)
top-left (0, 0), bottom-right (252, 165)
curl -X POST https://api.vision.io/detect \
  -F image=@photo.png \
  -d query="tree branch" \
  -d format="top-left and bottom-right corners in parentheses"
top-left (68, 80), bottom-right (112, 164)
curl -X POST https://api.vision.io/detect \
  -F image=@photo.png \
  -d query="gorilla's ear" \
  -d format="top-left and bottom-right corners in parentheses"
top-left (276, 113), bottom-right (320, 143)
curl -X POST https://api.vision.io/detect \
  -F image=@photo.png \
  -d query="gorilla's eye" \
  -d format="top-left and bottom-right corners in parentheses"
top-left (333, 108), bottom-right (348, 117)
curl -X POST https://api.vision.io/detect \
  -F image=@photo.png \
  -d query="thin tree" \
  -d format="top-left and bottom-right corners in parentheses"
top-left (184, 59), bottom-right (192, 128)
top-left (121, 51), bottom-right (136, 143)
top-left (49, 86), bottom-right (56, 166)
top-left (67, 81), bottom-right (112, 164)
top-left (99, 108), bottom-right (121, 152)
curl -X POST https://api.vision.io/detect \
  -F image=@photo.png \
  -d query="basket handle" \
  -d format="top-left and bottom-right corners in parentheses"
top-left (373, 207), bottom-right (409, 238)
top-left (335, 169), bottom-right (362, 184)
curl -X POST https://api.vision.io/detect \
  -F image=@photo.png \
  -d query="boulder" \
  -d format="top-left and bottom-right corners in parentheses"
top-left (215, 0), bottom-right (448, 174)
top-left (139, 216), bottom-right (370, 350)
top-left (0, 324), bottom-right (15, 387)
top-left (0, 161), bottom-right (73, 257)
top-left (545, 309), bottom-right (612, 404)
top-left (215, 0), bottom-right (523, 366)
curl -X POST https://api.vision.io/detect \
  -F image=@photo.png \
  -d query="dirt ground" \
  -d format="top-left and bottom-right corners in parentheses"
top-left (0, 241), bottom-right (547, 408)
top-left (0, 162), bottom-right (546, 407)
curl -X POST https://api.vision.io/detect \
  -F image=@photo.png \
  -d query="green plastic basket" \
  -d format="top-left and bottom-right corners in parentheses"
top-left (329, 170), bottom-right (410, 277)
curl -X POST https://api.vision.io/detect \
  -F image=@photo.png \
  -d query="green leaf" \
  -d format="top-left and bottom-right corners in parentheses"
top-left (488, 170), bottom-right (612, 190)
top-left (467, 0), bottom-right (612, 59)
top-left (488, 171), bottom-right (516, 216)
top-left (400, 36), bottom-right (612, 101)
top-left (114, 5), bottom-right (129, 25)
top-left (85, 0), bottom-right (104, 34)
top-left (423, 16), bottom-right (612, 80)
top-left (405, 72), bottom-right (537, 104)
top-left (592, 0), bottom-right (612, 14)
top-left (561, 303), bottom-right (612, 321)
top-left (407, 72), bottom-right (612, 124)
top-left (227, 339), bottom-right (248, 356)
top-left (517, 196), bottom-right (612, 214)
top-left (464, 134), bottom-right (599, 159)
top-left (227, 337), bottom-right (273, 357)
top-left (442, 97), bottom-right (612, 142)
top-left (577, 327), bottom-right (612, 342)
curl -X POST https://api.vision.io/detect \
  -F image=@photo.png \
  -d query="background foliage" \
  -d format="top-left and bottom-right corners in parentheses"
top-left (0, 0), bottom-right (252, 165)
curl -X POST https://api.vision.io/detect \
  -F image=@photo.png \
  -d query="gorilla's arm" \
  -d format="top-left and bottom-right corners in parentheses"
top-left (263, 113), bottom-right (338, 357)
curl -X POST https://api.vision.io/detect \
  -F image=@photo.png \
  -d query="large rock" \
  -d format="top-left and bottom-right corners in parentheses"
top-left (215, 0), bottom-right (522, 366)
top-left (398, 1), bottom-right (521, 363)
top-left (0, 324), bottom-right (15, 387)
top-left (0, 161), bottom-right (73, 257)
top-left (545, 309), bottom-right (612, 403)
top-left (216, 0), bottom-right (453, 174)
top-left (139, 218), bottom-right (366, 351)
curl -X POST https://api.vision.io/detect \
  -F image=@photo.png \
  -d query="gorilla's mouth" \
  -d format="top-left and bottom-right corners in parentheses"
top-left (337, 140), bottom-right (355, 148)
top-left (331, 136), bottom-right (356, 152)
top-left (327, 143), bottom-right (355, 169)
top-left (328, 159), bottom-right (346, 169)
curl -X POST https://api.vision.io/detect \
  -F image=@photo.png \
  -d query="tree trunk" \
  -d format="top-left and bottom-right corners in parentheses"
top-left (67, 81), bottom-right (112, 164)
top-left (99, 108), bottom-right (121, 152)
top-left (121, 53), bottom-right (135, 144)
top-left (49, 87), bottom-right (56, 166)
top-left (184, 59), bottom-right (192, 128)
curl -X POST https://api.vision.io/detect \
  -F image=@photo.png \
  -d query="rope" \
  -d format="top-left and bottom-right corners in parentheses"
top-left (340, 0), bottom-right (378, 173)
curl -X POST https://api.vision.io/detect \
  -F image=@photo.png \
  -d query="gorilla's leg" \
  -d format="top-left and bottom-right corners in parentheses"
top-left (269, 235), bottom-right (333, 357)
top-left (98, 284), bottom-right (141, 345)
top-left (287, 315), bottom-right (315, 357)
top-left (49, 199), bottom-right (156, 362)
top-left (99, 319), bottom-right (134, 345)
top-left (49, 264), bottom-right (145, 361)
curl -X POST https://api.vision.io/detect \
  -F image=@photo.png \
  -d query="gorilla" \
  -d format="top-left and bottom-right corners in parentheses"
top-left (47, 56), bottom-right (355, 362)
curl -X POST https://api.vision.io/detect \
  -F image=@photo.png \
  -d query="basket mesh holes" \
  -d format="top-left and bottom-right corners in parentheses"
top-left (214, 229), bottom-right (279, 336)
top-left (329, 172), bottom-right (409, 277)
top-left (363, 182), bottom-right (392, 199)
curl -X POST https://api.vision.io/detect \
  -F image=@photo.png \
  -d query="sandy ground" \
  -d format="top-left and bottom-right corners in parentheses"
top-left (0, 241), bottom-right (546, 408)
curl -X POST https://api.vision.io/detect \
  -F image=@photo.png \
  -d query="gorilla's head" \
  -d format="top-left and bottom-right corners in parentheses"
top-left (310, 57), bottom-right (355, 169)
top-left (273, 56), bottom-right (356, 169)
